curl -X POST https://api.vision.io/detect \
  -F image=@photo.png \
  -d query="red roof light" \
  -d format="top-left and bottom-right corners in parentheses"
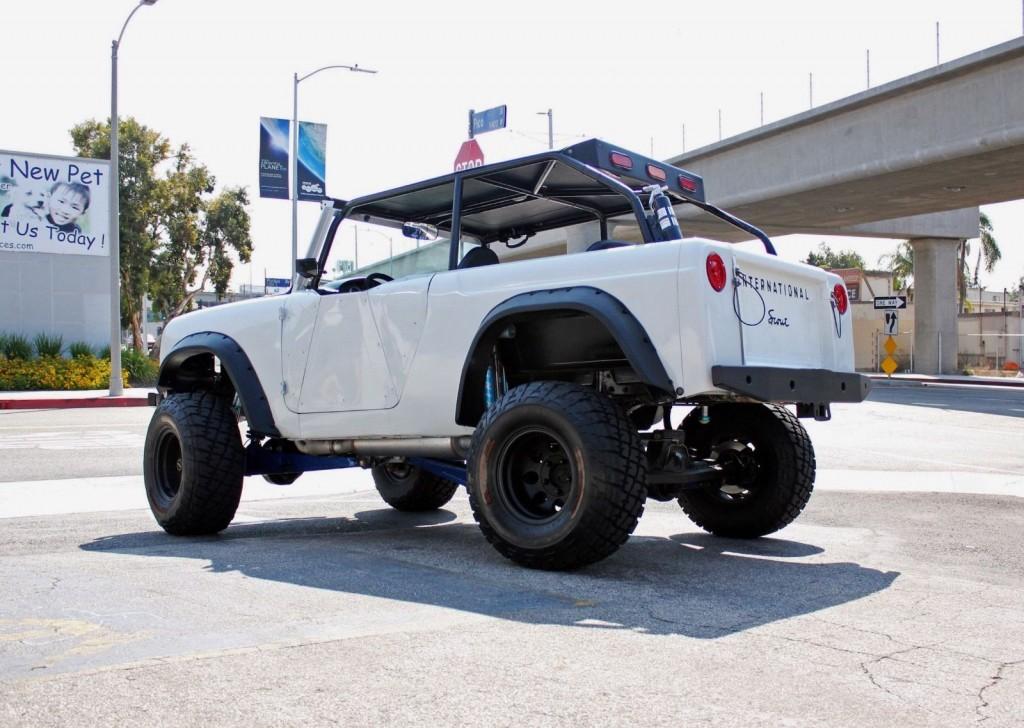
top-left (679, 175), bottom-right (698, 194)
top-left (609, 151), bottom-right (633, 170)
top-left (646, 164), bottom-right (667, 182)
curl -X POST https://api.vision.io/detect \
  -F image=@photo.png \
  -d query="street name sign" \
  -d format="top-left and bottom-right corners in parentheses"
top-left (873, 296), bottom-right (907, 310)
top-left (470, 105), bottom-right (507, 136)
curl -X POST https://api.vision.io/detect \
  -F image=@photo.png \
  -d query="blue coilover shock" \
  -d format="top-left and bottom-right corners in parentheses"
top-left (484, 366), bottom-right (496, 409)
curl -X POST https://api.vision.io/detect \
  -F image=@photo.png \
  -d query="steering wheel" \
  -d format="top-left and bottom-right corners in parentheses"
top-left (365, 272), bottom-right (393, 289)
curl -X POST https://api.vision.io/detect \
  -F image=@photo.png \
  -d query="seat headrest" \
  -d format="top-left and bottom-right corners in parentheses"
top-left (457, 246), bottom-right (500, 269)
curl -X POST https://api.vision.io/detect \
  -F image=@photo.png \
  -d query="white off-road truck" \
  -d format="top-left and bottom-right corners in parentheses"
top-left (145, 139), bottom-right (870, 570)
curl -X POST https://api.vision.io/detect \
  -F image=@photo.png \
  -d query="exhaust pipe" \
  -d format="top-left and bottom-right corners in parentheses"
top-left (295, 436), bottom-right (472, 459)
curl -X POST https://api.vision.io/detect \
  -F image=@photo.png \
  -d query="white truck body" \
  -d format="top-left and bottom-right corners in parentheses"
top-left (160, 228), bottom-right (853, 441)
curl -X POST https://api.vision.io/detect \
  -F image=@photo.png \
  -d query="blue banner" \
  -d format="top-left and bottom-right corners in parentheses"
top-left (297, 121), bottom-right (327, 202)
top-left (258, 117), bottom-right (290, 200)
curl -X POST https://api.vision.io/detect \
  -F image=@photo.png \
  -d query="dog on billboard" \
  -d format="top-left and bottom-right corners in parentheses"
top-left (0, 181), bottom-right (50, 224)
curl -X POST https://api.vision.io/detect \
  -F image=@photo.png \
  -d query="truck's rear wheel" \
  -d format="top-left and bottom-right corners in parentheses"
top-left (371, 463), bottom-right (458, 511)
top-left (468, 382), bottom-right (646, 570)
top-left (144, 391), bottom-right (245, 535)
top-left (678, 403), bottom-right (815, 538)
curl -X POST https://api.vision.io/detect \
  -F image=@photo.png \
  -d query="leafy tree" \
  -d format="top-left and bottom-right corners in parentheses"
top-left (71, 118), bottom-right (167, 351)
top-left (805, 242), bottom-right (865, 270)
top-left (878, 242), bottom-right (914, 294)
top-left (71, 118), bottom-right (252, 351)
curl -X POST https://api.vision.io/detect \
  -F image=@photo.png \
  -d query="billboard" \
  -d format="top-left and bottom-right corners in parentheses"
top-left (258, 117), bottom-right (290, 199)
top-left (297, 121), bottom-right (327, 201)
top-left (0, 150), bottom-right (111, 257)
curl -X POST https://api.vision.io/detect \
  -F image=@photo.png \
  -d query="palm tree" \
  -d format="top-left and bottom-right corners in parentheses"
top-left (957, 212), bottom-right (1001, 313)
top-left (878, 241), bottom-right (914, 295)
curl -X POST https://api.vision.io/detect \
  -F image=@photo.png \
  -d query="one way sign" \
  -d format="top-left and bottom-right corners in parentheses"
top-left (873, 296), bottom-right (907, 310)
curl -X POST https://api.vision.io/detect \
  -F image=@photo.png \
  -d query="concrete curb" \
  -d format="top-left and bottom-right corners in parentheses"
top-left (0, 396), bottom-right (151, 410)
top-left (868, 374), bottom-right (1024, 388)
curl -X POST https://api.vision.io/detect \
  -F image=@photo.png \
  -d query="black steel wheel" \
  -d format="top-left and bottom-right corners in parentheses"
top-left (371, 462), bottom-right (458, 511)
top-left (678, 403), bottom-right (815, 538)
top-left (468, 381), bottom-right (646, 570)
top-left (143, 391), bottom-right (245, 535)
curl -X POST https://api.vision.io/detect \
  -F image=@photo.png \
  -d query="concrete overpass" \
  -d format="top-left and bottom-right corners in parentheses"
top-left (655, 37), bottom-right (1024, 374)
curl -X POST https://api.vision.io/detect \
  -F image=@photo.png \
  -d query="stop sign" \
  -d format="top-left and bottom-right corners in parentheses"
top-left (454, 139), bottom-right (485, 171)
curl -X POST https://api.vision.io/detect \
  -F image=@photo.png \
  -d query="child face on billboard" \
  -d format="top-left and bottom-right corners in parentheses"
top-left (48, 183), bottom-right (90, 227)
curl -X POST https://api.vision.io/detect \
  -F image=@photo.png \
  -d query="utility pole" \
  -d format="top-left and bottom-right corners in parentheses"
top-left (866, 49), bottom-right (871, 88)
top-left (760, 92), bottom-right (764, 126)
top-left (717, 109), bottom-right (722, 141)
top-left (809, 72), bottom-right (814, 108)
top-left (681, 124), bottom-right (686, 153)
top-left (936, 21), bottom-right (941, 65)
top-left (536, 109), bottom-right (553, 149)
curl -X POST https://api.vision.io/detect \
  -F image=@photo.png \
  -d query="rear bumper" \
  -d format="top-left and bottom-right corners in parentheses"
top-left (711, 366), bottom-right (871, 404)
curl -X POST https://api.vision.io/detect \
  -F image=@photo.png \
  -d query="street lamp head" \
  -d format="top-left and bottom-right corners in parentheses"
top-left (141, 0), bottom-right (158, 5)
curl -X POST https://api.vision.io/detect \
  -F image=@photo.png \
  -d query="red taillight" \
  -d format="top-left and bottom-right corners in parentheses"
top-left (609, 151), bottom-right (633, 170)
top-left (679, 175), bottom-right (698, 194)
top-left (833, 283), bottom-right (849, 314)
top-left (646, 164), bottom-right (666, 182)
top-left (706, 253), bottom-right (727, 292)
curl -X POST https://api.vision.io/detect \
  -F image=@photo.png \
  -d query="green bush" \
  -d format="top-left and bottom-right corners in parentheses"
top-left (0, 357), bottom-right (128, 391)
top-left (97, 344), bottom-right (112, 360)
top-left (121, 346), bottom-right (159, 386)
top-left (1, 333), bottom-right (32, 360)
top-left (68, 341), bottom-right (96, 359)
top-left (34, 332), bottom-right (64, 358)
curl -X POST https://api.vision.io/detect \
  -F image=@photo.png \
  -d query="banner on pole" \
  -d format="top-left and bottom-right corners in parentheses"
top-left (297, 122), bottom-right (327, 202)
top-left (0, 149), bottom-right (111, 257)
top-left (258, 117), bottom-right (290, 200)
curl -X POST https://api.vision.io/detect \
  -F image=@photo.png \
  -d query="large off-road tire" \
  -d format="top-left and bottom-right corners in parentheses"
top-left (371, 463), bottom-right (458, 511)
top-left (468, 381), bottom-right (647, 570)
top-left (678, 403), bottom-right (815, 538)
top-left (143, 391), bottom-right (245, 535)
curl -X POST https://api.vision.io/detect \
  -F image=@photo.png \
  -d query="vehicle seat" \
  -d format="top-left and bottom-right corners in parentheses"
top-left (458, 246), bottom-right (500, 269)
top-left (585, 240), bottom-right (631, 252)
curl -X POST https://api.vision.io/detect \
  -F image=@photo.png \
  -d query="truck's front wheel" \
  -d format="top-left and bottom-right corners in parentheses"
top-left (144, 391), bottom-right (245, 535)
top-left (468, 382), bottom-right (646, 570)
top-left (678, 403), bottom-right (815, 538)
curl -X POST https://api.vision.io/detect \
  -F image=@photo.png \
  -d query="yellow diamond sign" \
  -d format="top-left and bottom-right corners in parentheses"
top-left (883, 336), bottom-right (897, 357)
top-left (881, 357), bottom-right (898, 375)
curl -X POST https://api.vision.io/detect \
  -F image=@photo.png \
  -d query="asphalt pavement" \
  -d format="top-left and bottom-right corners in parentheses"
top-left (0, 384), bottom-right (1021, 726)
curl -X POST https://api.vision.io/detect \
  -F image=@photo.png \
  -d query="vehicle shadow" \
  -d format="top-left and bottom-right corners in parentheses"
top-left (81, 509), bottom-right (899, 639)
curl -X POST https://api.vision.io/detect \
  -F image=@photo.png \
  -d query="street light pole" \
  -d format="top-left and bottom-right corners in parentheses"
top-left (290, 64), bottom-right (377, 284)
top-left (109, 0), bottom-right (157, 397)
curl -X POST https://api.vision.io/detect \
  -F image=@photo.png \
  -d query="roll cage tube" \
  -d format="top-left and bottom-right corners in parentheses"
top-left (313, 141), bottom-right (777, 276)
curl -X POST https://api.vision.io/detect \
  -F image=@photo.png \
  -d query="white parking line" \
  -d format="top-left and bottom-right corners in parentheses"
top-left (0, 431), bottom-right (144, 450)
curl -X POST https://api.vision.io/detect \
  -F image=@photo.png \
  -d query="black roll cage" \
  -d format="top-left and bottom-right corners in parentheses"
top-left (313, 139), bottom-right (775, 282)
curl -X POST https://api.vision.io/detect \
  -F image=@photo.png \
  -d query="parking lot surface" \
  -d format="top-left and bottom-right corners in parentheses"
top-left (0, 384), bottom-right (1022, 727)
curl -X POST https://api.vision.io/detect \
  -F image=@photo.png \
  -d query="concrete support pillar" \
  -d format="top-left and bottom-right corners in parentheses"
top-left (565, 221), bottom-right (603, 254)
top-left (910, 237), bottom-right (960, 374)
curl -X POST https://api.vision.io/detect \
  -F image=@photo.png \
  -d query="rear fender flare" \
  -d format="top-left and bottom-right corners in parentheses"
top-left (455, 286), bottom-right (674, 427)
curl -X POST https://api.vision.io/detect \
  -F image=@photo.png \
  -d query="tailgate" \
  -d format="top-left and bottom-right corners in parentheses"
top-left (728, 249), bottom-right (836, 369)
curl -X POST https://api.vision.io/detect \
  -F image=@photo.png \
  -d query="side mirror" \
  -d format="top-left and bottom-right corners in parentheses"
top-left (295, 257), bottom-right (319, 279)
top-left (402, 222), bottom-right (438, 242)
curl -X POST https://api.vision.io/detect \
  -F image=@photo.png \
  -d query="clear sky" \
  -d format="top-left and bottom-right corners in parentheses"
top-left (4, 0), bottom-right (1023, 291)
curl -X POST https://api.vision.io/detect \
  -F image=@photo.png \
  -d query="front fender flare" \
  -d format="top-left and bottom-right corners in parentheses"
top-left (159, 331), bottom-right (280, 437)
top-left (455, 286), bottom-right (674, 427)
